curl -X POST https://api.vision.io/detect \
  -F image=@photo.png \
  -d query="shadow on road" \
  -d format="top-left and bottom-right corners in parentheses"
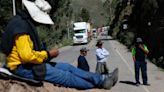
top-left (119, 80), bottom-right (136, 86)
top-left (71, 43), bottom-right (87, 46)
top-left (99, 38), bottom-right (116, 41)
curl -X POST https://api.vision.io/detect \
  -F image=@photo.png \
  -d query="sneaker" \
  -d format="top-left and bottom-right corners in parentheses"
top-left (135, 82), bottom-right (140, 86)
top-left (136, 83), bottom-right (140, 86)
top-left (102, 76), bottom-right (113, 89)
top-left (143, 83), bottom-right (150, 86)
top-left (101, 68), bottom-right (119, 89)
top-left (111, 68), bottom-right (119, 86)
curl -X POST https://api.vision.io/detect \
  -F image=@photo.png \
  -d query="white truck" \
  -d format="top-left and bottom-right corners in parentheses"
top-left (73, 22), bottom-right (92, 44)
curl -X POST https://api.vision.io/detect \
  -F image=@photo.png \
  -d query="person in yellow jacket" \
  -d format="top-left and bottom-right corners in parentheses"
top-left (0, 0), bottom-right (118, 89)
top-left (132, 37), bottom-right (150, 86)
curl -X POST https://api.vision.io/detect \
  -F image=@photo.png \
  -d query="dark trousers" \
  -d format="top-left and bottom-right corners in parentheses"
top-left (134, 61), bottom-right (148, 84)
top-left (96, 62), bottom-right (109, 74)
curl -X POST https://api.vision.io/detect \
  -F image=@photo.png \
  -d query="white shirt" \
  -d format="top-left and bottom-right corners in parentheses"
top-left (96, 48), bottom-right (109, 62)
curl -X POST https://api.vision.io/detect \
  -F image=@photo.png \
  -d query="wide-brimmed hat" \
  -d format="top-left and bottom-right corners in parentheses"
top-left (80, 47), bottom-right (89, 52)
top-left (22, 0), bottom-right (54, 24)
top-left (136, 37), bottom-right (143, 43)
top-left (96, 40), bottom-right (103, 46)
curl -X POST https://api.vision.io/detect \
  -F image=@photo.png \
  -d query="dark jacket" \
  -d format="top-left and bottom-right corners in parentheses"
top-left (1, 11), bottom-right (46, 80)
top-left (1, 11), bottom-right (41, 55)
top-left (132, 44), bottom-right (149, 62)
top-left (78, 55), bottom-right (90, 71)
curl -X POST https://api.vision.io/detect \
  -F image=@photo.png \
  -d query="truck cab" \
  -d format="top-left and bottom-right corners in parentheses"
top-left (73, 22), bottom-right (90, 44)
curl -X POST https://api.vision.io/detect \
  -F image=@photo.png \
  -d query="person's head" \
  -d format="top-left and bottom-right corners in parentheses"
top-left (22, 0), bottom-right (54, 25)
top-left (96, 40), bottom-right (103, 48)
top-left (80, 47), bottom-right (89, 56)
top-left (135, 37), bottom-right (143, 46)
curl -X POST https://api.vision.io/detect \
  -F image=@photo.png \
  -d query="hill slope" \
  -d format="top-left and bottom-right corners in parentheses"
top-left (71, 0), bottom-right (109, 27)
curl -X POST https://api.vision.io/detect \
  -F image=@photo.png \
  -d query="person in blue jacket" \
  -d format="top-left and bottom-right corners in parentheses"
top-left (77, 47), bottom-right (90, 71)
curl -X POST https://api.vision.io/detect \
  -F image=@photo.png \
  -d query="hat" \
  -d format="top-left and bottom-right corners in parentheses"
top-left (136, 37), bottom-right (143, 43)
top-left (22, 0), bottom-right (54, 24)
top-left (96, 40), bottom-right (103, 46)
top-left (80, 47), bottom-right (89, 52)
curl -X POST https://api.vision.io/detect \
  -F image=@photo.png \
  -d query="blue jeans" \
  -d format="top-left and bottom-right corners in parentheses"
top-left (134, 61), bottom-right (148, 84)
top-left (14, 63), bottom-right (103, 89)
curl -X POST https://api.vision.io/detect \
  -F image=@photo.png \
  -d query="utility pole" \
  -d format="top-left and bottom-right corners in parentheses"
top-left (12, 0), bottom-right (16, 16)
top-left (67, 27), bottom-right (70, 39)
top-left (67, 21), bottom-right (70, 39)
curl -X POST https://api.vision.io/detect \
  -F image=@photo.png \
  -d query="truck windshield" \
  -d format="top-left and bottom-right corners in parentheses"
top-left (74, 29), bottom-right (85, 33)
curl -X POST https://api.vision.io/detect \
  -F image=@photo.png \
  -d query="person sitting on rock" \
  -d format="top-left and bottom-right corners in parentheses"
top-left (0, 0), bottom-right (118, 90)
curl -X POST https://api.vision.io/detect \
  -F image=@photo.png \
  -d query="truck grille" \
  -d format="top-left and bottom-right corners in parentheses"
top-left (76, 35), bottom-right (83, 38)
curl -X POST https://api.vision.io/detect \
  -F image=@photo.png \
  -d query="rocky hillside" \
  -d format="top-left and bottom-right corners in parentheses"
top-left (104, 0), bottom-right (164, 68)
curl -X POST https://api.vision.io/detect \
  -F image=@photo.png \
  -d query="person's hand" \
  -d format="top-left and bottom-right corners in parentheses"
top-left (49, 48), bottom-right (59, 58)
top-left (139, 44), bottom-right (143, 48)
top-left (139, 44), bottom-right (149, 54)
top-left (139, 44), bottom-right (144, 50)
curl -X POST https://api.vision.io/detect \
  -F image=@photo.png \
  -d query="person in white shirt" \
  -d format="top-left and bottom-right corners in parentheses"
top-left (96, 40), bottom-right (109, 74)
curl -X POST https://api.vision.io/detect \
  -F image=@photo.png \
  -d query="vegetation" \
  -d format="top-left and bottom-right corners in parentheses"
top-left (75, 8), bottom-right (90, 22)
top-left (104, 0), bottom-right (164, 68)
top-left (71, 0), bottom-right (109, 27)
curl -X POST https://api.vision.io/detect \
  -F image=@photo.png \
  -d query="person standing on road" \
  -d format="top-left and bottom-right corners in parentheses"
top-left (0, 0), bottom-right (119, 90)
top-left (95, 40), bottom-right (110, 74)
top-left (132, 37), bottom-right (150, 86)
top-left (77, 47), bottom-right (90, 71)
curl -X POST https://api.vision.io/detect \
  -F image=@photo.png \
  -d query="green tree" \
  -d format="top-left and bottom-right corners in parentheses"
top-left (80, 8), bottom-right (90, 22)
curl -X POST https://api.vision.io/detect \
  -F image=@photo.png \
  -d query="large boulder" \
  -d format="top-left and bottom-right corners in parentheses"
top-left (0, 79), bottom-right (109, 92)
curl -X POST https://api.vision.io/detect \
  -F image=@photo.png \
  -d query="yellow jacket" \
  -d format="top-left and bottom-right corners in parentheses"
top-left (7, 33), bottom-right (48, 70)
